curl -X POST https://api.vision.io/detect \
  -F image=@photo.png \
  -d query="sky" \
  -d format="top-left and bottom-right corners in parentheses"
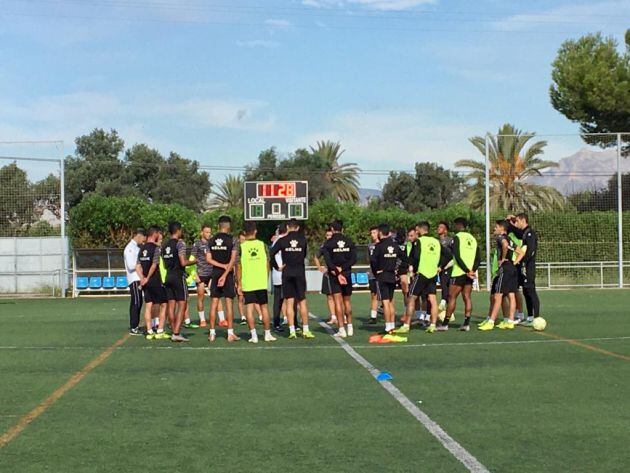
top-left (1, 0), bottom-right (629, 187)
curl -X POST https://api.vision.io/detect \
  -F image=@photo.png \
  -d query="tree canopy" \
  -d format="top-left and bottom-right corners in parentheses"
top-left (457, 124), bottom-right (565, 212)
top-left (244, 143), bottom-right (360, 203)
top-left (65, 128), bottom-right (212, 211)
top-left (378, 162), bottom-right (466, 212)
top-left (550, 30), bottom-right (630, 151)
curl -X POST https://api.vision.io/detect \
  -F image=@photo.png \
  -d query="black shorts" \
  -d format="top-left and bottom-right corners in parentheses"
top-left (144, 284), bottom-right (167, 304)
top-left (492, 264), bottom-right (518, 295)
top-left (519, 263), bottom-right (536, 288)
top-left (451, 274), bottom-right (475, 287)
top-left (164, 274), bottom-right (187, 302)
top-left (210, 272), bottom-right (236, 299)
top-left (321, 273), bottom-right (333, 296)
top-left (198, 274), bottom-right (212, 286)
top-left (409, 274), bottom-right (437, 297)
top-left (329, 273), bottom-right (353, 297)
top-left (375, 280), bottom-right (395, 302)
top-left (369, 279), bottom-right (377, 294)
top-left (244, 289), bottom-right (268, 305)
top-left (282, 272), bottom-right (306, 301)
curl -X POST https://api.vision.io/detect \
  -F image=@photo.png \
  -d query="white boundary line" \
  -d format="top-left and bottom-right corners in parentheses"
top-left (309, 314), bottom-right (490, 473)
top-left (0, 335), bottom-right (628, 352)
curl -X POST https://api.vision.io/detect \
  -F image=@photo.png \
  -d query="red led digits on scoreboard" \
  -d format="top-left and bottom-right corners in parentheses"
top-left (257, 182), bottom-right (296, 197)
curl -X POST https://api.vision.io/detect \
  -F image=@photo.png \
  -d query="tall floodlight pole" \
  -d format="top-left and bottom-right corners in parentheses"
top-left (485, 133), bottom-right (491, 291)
top-left (617, 133), bottom-right (623, 288)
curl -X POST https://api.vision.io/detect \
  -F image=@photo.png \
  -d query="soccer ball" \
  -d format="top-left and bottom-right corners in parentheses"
top-left (532, 317), bottom-right (547, 331)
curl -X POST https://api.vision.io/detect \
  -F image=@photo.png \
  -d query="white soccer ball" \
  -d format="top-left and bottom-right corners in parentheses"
top-left (532, 317), bottom-right (547, 331)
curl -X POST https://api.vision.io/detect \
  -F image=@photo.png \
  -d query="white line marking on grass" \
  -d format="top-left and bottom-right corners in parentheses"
top-left (0, 336), bottom-right (628, 352)
top-left (308, 314), bottom-right (490, 473)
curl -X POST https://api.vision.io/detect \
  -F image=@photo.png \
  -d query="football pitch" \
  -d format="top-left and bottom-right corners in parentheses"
top-left (1, 290), bottom-right (629, 472)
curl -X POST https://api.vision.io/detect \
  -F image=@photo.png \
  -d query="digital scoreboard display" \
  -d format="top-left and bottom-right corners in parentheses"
top-left (244, 181), bottom-right (308, 221)
top-left (257, 182), bottom-right (296, 198)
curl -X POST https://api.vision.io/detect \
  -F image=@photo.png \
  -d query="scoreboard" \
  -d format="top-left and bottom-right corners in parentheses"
top-left (244, 181), bottom-right (308, 221)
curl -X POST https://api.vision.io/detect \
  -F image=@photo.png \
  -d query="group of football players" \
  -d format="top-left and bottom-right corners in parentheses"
top-left (123, 213), bottom-right (541, 342)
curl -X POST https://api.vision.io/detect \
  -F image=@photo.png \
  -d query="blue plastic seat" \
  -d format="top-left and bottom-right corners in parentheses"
top-left (102, 277), bottom-right (115, 289)
top-left (89, 277), bottom-right (102, 290)
top-left (188, 281), bottom-right (196, 289)
top-left (116, 276), bottom-right (128, 289)
top-left (75, 276), bottom-right (89, 290)
top-left (356, 272), bottom-right (369, 285)
top-left (351, 273), bottom-right (357, 285)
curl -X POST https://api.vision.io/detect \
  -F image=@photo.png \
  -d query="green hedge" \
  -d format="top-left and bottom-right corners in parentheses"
top-left (69, 196), bottom-right (630, 263)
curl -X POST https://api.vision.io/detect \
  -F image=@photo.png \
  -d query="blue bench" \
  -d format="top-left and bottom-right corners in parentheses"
top-left (116, 276), bottom-right (128, 289)
top-left (76, 276), bottom-right (89, 290)
top-left (89, 277), bottom-right (102, 290)
top-left (355, 272), bottom-right (369, 285)
top-left (103, 277), bottom-right (116, 290)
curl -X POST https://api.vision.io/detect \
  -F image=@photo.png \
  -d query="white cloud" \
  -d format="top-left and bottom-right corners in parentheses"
top-left (264, 18), bottom-right (293, 28)
top-left (302, 0), bottom-right (436, 11)
top-left (0, 91), bottom-right (276, 153)
top-left (236, 39), bottom-right (280, 49)
top-left (294, 109), bottom-right (486, 187)
top-left (494, 1), bottom-right (630, 32)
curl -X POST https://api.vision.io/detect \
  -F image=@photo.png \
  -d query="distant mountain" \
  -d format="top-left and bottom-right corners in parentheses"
top-left (358, 187), bottom-right (381, 205)
top-left (532, 148), bottom-right (630, 195)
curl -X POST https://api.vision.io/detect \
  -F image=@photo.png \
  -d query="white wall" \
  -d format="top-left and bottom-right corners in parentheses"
top-left (0, 237), bottom-right (68, 294)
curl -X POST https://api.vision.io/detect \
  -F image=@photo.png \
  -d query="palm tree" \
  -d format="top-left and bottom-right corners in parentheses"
top-left (207, 174), bottom-right (243, 210)
top-left (456, 124), bottom-right (565, 212)
top-left (310, 140), bottom-right (361, 202)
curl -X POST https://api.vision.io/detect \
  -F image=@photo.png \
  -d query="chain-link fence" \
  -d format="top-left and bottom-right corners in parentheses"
top-left (0, 142), bottom-right (67, 296)
top-left (477, 132), bottom-right (629, 289)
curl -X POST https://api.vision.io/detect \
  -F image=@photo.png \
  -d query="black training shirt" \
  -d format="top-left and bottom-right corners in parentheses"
top-left (370, 236), bottom-right (404, 283)
top-left (269, 230), bottom-right (307, 275)
top-left (321, 233), bottom-right (357, 277)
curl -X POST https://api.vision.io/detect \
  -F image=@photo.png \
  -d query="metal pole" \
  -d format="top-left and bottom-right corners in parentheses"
top-left (59, 147), bottom-right (67, 298)
top-left (617, 133), bottom-right (623, 288)
top-left (484, 133), bottom-right (492, 291)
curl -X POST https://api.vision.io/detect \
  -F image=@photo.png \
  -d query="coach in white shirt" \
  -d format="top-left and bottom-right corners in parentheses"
top-left (124, 229), bottom-right (146, 335)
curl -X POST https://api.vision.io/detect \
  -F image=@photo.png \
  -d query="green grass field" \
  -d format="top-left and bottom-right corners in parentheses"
top-left (1, 290), bottom-right (629, 472)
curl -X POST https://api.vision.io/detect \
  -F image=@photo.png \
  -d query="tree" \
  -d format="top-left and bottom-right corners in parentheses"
top-left (550, 30), bottom-right (630, 151)
top-left (208, 174), bottom-right (244, 210)
top-left (153, 152), bottom-right (211, 212)
top-left (64, 129), bottom-right (212, 211)
top-left (457, 124), bottom-right (565, 212)
top-left (568, 173), bottom-right (630, 211)
top-left (379, 163), bottom-right (466, 212)
top-left (0, 163), bottom-right (32, 235)
top-left (244, 148), bottom-right (281, 182)
top-left (310, 140), bottom-right (360, 202)
top-left (65, 128), bottom-right (125, 207)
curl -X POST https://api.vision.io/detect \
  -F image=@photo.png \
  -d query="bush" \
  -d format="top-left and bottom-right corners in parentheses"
top-left (69, 195), bottom-right (630, 264)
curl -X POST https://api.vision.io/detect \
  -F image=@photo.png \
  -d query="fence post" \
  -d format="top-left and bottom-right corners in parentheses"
top-left (600, 261), bottom-right (604, 289)
top-left (547, 263), bottom-right (551, 289)
top-left (484, 133), bottom-right (491, 291)
top-left (617, 133), bottom-right (623, 288)
top-left (59, 152), bottom-right (67, 298)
